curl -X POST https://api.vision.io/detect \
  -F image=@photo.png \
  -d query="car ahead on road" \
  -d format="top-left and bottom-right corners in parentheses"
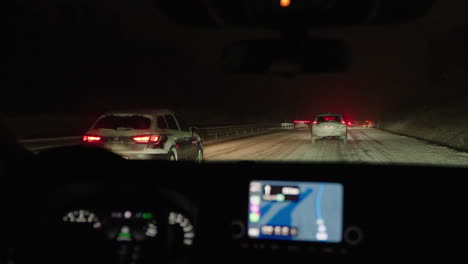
top-left (311, 113), bottom-right (348, 144)
top-left (365, 120), bottom-right (376, 128)
top-left (293, 120), bottom-right (311, 130)
top-left (82, 109), bottom-right (203, 161)
top-left (356, 120), bottom-right (374, 128)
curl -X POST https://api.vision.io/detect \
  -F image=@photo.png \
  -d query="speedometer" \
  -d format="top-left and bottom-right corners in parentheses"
top-left (62, 209), bottom-right (102, 229)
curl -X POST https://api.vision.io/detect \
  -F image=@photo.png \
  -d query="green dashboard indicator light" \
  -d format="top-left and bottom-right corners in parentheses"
top-left (118, 232), bottom-right (131, 238)
top-left (117, 226), bottom-right (132, 241)
top-left (142, 212), bottom-right (153, 219)
top-left (249, 213), bottom-right (260, 223)
top-left (276, 194), bottom-right (285, 202)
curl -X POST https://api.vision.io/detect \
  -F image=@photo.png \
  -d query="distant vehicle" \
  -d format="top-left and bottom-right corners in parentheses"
top-left (365, 120), bottom-right (375, 128)
top-left (311, 113), bottom-right (348, 144)
top-left (82, 109), bottom-right (203, 161)
top-left (352, 121), bottom-right (365, 127)
top-left (358, 120), bottom-right (375, 127)
top-left (347, 121), bottom-right (356, 127)
top-left (293, 120), bottom-right (310, 129)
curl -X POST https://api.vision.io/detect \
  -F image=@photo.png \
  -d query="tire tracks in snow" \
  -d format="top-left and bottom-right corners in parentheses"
top-left (204, 131), bottom-right (305, 160)
top-left (348, 130), bottom-right (395, 163)
top-left (204, 128), bottom-right (468, 167)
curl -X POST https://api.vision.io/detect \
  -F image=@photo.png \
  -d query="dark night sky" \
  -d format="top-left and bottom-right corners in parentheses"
top-left (4, 0), bottom-right (468, 124)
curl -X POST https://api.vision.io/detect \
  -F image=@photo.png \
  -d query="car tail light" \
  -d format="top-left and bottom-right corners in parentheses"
top-left (132, 135), bottom-right (161, 144)
top-left (341, 121), bottom-right (347, 124)
top-left (83, 135), bottom-right (102, 143)
top-left (312, 121), bottom-right (317, 125)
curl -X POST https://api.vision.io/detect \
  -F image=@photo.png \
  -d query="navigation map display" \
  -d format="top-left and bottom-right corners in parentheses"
top-left (247, 181), bottom-right (343, 243)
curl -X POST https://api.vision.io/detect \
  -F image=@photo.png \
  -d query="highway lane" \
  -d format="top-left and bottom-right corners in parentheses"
top-left (204, 128), bottom-right (468, 167)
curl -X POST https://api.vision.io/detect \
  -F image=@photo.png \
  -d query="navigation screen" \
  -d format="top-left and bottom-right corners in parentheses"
top-left (247, 181), bottom-right (343, 243)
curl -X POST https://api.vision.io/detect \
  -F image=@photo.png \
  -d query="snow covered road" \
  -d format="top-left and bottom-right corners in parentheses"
top-left (204, 128), bottom-right (468, 167)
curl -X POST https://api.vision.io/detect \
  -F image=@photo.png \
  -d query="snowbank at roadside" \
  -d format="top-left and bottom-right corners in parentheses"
top-left (379, 99), bottom-right (468, 152)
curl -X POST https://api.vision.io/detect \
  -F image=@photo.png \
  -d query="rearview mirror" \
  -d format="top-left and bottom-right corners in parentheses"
top-left (221, 37), bottom-right (351, 75)
top-left (156, 0), bottom-right (434, 29)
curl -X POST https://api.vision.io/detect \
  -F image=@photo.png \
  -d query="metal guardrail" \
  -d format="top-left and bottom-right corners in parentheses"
top-left (20, 136), bottom-right (81, 144)
top-left (280, 123), bottom-right (294, 129)
top-left (19, 124), bottom-right (283, 152)
top-left (197, 123), bottom-right (281, 142)
top-left (20, 136), bottom-right (82, 152)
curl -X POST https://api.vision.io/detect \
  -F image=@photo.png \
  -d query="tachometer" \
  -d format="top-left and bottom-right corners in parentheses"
top-left (62, 209), bottom-right (102, 229)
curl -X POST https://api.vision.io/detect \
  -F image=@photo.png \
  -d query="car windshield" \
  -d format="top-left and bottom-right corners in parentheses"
top-left (3, 0), bottom-right (468, 168)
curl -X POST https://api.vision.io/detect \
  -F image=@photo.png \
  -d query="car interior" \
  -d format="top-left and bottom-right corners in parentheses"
top-left (3, 1), bottom-right (468, 264)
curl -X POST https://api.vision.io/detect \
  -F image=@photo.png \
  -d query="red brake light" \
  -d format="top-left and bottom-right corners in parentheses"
top-left (83, 135), bottom-right (102, 143)
top-left (133, 136), bottom-right (150, 143)
top-left (149, 135), bottom-right (160, 142)
top-left (341, 121), bottom-right (346, 124)
top-left (293, 120), bottom-right (310, 123)
top-left (312, 121), bottom-right (317, 125)
top-left (132, 135), bottom-right (161, 144)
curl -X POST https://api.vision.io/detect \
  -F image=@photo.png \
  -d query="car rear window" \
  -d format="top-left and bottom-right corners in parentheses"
top-left (316, 116), bottom-right (342, 123)
top-left (93, 115), bottom-right (151, 130)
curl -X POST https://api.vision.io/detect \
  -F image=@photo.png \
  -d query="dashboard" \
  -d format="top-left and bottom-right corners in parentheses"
top-left (2, 148), bottom-right (468, 264)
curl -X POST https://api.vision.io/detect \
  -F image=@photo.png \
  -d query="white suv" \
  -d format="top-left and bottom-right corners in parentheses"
top-left (311, 113), bottom-right (348, 144)
top-left (82, 109), bottom-right (203, 161)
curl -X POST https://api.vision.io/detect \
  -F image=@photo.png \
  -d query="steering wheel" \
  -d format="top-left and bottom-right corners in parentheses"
top-left (6, 146), bottom-right (198, 264)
